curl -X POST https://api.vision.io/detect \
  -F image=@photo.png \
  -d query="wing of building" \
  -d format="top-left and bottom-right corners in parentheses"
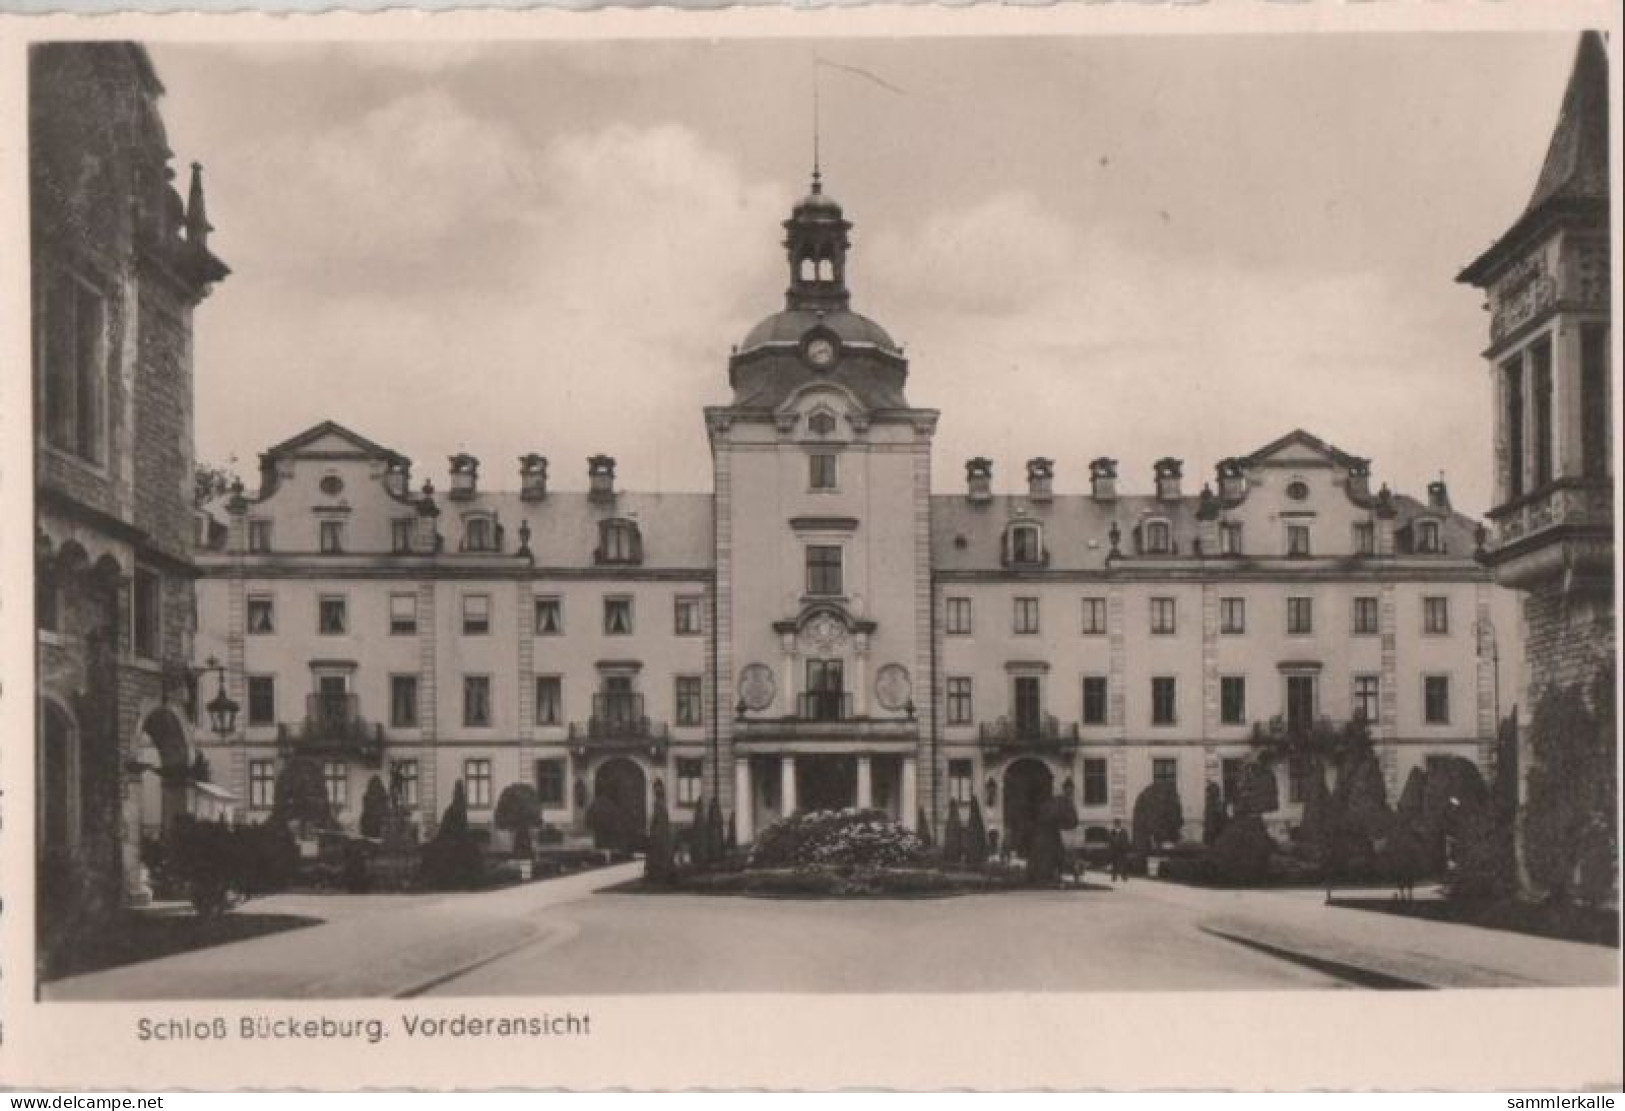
top-left (193, 169), bottom-right (1521, 853)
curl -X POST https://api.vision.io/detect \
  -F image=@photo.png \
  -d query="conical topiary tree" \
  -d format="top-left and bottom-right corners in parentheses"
top-left (916, 808), bottom-right (933, 848)
top-left (495, 782), bottom-right (543, 858)
top-left (943, 800), bottom-right (965, 865)
top-left (706, 798), bottom-right (726, 864)
top-left (1202, 781), bottom-right (1227, 846)
top-left (1236, 758), bottom-right (1280, 818)
top-left (965, 798), bottom-right (989, 867)
top-left (645, 794), bottom-right (676, 885)
top-left (359, 775), bottom-right (391, 840)
top-left (424, 780), bottom-right (483, 890)
top-left (270, 756), bottom-right (336, 836)
top-left (1293, 762), bottom-right (1333, 859)
top-left (725, 810), bottom-right (738, 854)
top-left (689, 797), bottom-right (711, 869)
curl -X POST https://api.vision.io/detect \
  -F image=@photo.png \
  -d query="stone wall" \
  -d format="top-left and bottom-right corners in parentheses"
top-left (1523, 582), bottom-right (1615, 701)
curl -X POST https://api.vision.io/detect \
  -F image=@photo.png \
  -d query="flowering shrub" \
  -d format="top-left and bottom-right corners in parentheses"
top-left (748, 809), bottom-right (931, 870)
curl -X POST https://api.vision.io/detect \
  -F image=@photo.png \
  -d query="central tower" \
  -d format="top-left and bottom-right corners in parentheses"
top-left (707, 173), bottom-right (939, 840)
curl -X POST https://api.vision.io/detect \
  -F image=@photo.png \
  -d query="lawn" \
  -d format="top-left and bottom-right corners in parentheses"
top-left (44, 907), bottom-right (323, 981)
top-left (1327, 895), bottom-right (1619, 948)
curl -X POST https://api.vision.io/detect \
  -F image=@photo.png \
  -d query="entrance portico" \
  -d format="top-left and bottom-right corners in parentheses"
top-left (732, 748), bottom-right (918, 842)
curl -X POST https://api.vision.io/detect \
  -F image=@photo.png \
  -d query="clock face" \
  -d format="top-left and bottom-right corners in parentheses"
top-left (805, 336), bottom-right (837, 369)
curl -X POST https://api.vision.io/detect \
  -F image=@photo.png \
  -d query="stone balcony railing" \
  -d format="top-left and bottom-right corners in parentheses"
top-left (977, 713), bottom-right (1081, 753)
top-left (277, 693), bottom-right (385, 765)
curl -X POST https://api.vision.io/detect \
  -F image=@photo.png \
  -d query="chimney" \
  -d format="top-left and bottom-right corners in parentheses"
top-left (448, 454), bottom-right (478, 500)
top-left (1026, 458), bottom-right (1054, 503)
top-left (1427, 478), bottom-right (1451, 510)
top-left (966, 457), bottom-right (993, 504)
top-left (1154, 457), bottom-right (1184, 502)
top-left (1089, 457), bottom-right (1118, 502)
top-left (588, 454), bottom-right (617, 503)
top-left (383, 455), bottom-right (411, 499)
top-left (520, 454), bottom-right (548, 502)
top-left (1216, 457), bottom-right (1246, 503)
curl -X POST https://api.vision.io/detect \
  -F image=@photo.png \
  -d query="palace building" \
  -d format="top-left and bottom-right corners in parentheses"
top-left (194, 169), bottom-right (1520, 850)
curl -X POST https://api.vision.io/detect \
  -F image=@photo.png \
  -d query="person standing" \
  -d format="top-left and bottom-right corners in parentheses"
top-left (1108, 819), bottom-right (1130, 883)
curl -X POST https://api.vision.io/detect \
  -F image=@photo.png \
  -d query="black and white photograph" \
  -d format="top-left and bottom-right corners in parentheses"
top-left (4, 7), bottom-right (1621, 1092)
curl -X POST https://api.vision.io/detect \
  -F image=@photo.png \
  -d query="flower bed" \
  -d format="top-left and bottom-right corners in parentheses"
top-left (748, 808), bottom-right (932, 870)
top-left (681, 863), bottom-right (1028, 898)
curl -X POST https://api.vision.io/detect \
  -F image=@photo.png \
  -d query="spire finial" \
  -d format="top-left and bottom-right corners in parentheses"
top-left (185, 161), bottom-right (212, 248)
top-left (811, 59), bottom-right (822, 193)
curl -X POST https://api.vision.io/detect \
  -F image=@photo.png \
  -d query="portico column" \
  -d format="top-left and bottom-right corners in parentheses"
top-left (901, 757), bottom-right (918, 829)
top-left (853, 634), bottom-right (870, 717)
top-left (734, 758), bottom-right (754, 842)
top-left (856, 755), bottom-right (873, 809)
top-left (781, 754), bottom-right (798, 817)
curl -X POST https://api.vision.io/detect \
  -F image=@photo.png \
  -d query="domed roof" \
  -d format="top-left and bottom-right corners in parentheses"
top-left (739, 307), bottom-right (899, 355)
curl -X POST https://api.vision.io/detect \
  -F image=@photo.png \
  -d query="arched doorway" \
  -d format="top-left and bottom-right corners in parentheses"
top-left (137, 709), bottom-right (191, 838)
top-left (1002, 758), bottom-right (1054, 859)
top-left (38, 699), bottom-right (80, 855)
top-left (591, 758), bottom-right (647, 851)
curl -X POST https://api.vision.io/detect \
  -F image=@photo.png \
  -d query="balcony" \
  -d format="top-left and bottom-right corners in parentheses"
top-left (277, 693), bottom-right (384, 765)
top-left (734, 690), bottom-right (918, 749)
top-left (1485, 478), bottom-right (1613, 591)
top-left (568, 693), bottom-right (670, 756)
top-left (977, 713), bottom-right (1081, 753)
top-left (798, 691), bottom-right (853, 722)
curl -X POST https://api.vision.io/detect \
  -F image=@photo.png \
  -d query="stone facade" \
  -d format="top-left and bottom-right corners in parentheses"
top-left (32, 43), bottom-right (227, 965)
top-left (194, 175), bottom-right (1519, 853)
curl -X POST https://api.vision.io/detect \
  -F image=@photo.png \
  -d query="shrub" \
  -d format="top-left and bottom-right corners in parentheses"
top-left (916, 808), bottom-right (933, 848)
top-left (1131, 780), bottom-right (1184, 851)
top-left (1293, 763), bottom-right (1333, 854)
top-left (237, 820), bottom-right (299, 895)
top-left (942, 800), bottom-right (965, 865)
top-left (1235, 758), bottom-right (1280, 817)
top-left (706, 798), bottom-right (726, 864)
top-left (645, 795), bottom-right (676, 885)
top-left (1202, 781), bottom-right (1227, 846)
top-left (965, 798), bottom-right (989, 867)
top-left (494, 782), bottom-right (543, 858)
top-left (1524, 676), bottom-right (1618, 904)
top-left (270, 757), bottom-right (336, 836)
top-left (163, 815), bottom-right (245, 918)
top-left (422, 780), bottom-right (484, 891)
top-left (748, 809), bottom-right (930, 870)
top-left (359, 776), bottom-right (391, 840)
top-left (1209, 815), bottom-right (1274, 886)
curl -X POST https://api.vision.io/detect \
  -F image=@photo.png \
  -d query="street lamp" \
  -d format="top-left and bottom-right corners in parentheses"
top-left (201, 661), bottom-right (240, 738)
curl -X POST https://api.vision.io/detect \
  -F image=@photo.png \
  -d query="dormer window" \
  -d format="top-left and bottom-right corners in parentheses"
top-left (597, 519), bottom-right (643, 565)
top-left (1218, 522), bottom-right (1242, 556)
top-left (1010, 522), bottom-right (1045, 566)
top-left (1143, 519), bottom-right (1172, 555)
top-left (1415, 519), bottom-right (1442, 554)
top-left (462, 515), bottom-right (500, 553)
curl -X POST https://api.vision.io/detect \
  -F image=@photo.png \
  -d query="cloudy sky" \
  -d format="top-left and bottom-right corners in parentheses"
top-left (149, 34), bottom-right (1587, 515)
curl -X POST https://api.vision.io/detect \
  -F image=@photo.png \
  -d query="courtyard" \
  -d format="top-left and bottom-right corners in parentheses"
top-left (43, 866), bottom-right (1617, 1001)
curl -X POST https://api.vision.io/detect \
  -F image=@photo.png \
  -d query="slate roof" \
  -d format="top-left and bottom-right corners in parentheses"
top-left (441, 488), bottom-right (714, 570)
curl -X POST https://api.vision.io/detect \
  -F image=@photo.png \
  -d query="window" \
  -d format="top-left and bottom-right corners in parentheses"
top-left (465, 759), bottom-right (492, 808)
top-left (1218, 523), bottom-right (1243, 556)
top-left (1144, 520), bottom-right (1172, 554)
top-left (1503, 356), bottom-right (1526, 499)
top-left (390, 675), bottom-right (419, 728)
top-left (391, 518), bottom-right (414, 554)
top-left (318, 595), bottom-right (348, 635)
top-left (1424, 676), bottom-right (1451, 724)
top-left (1416, 520), bottom-right (1442, 554)
top-left (462, 593), bottom-right (491, 635)
top-left (389, 592), bottom-right (417, 635)
top-left (1220, 676), bottom-right (1247, 726)
top-left (1531, 337), bottom-right (1554, 489)
top-left (1081, 676), bottom-right (1108, 725)
top-left (1081, 597), bottom-right (1107, 635)
top-left (1423, 596), bottom-right (1450, 635)
top-left (674, 595), bottom-right (703, 636)
top-left (536, 759), bottom-right (565, 807)
top-left (1353, 521), bottom-right (1375, 556)
top-left (1352, 596), bottom-right (1379, 635)
top-left (1219, 597), bottom-right (1245, 634)
top-left (675, 758), bottom-right (703, 806)
top-left (1151, 677), bottom-right (1177, 725)
top-left (249, 760), bottom-right (276, 809)
top-left (603, 596), bottom-right (633, 635)
top-left (41, 270), bottom-right (107, 463)
top-left (248, 519), bottom-right (273, 553)
top-left (1287, 597), bottom-right (1313, 635)
top-left (1082, 758), bottom-right (1108, 806)
top-left (945, 597), bottom-right (973, 636)
top-left (804, 659), bottom-right (845, 720)
top-left (534, 596), bottom-right (562, 635)
top-left (1152, 758), bottom-right (1178, 784)
top-left (946, 677), bottom-right (973, 725)
top-left (319, 520), bottom-right (345, 554)
top-left (324, 761), bottom-right (348, 810)
top-left (1353, 675), bottom-right (1380, 723)
top-left (391, 759), bottom-right (419, 807)
top-left (1150, 597), bottom-right (1176, 635)
top-left (809, 453), bottom-right (838, 490)
top-left (1009, 523), bottom-right (1043, 564)
top-left (1581, 324), bottom-right (1610, 478)
top-left (247, 676), bottom-right (276, 727)
top-left (248, 594), bottom-right (276, 635)
top-left (464, 516), bottom-right (496, 552)
top-left (1013, 676), bottom-right (1043, 733)
top-left (948, 759), bottom-right (974, 805)
top-left (1013, 597), bottom-right (1040, 635)
top-left (1286, 524), bottom-right (1311, 557)
top-left (1286, 674), bottom-right (1318, 731)
top-left (806, 545), bottom-right (843, 596)
top-left (132, 568), bottom-right (160, 659)
top-left (598, 520), bottom-right (641, 565)
top-left (535, 676), bottom-right (563, 726)
top-left (676, 676), bottom-right (703, 727)
top-left (464, 675), bottom-right (492, 727)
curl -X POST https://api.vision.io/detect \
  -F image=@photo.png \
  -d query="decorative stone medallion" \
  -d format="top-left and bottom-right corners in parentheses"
top-left (875, 664), bottom-right (912, 711)
top-left (319, 474), bottom-right (345, 496)
top-left (738, 664), bottom-right (777, 711)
